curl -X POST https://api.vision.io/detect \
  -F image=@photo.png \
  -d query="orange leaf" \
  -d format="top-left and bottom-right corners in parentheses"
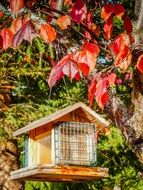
top-left (39, 23), bottom-right (56, 43)
top-left (114, 3), bottom-right (125, 19)
top-left (75, 42), bottom-right (100, 76)
top-left (1, 28), bottom-right (14, 50)
top-left (64, 0), bottom-right (72, 6)
top-left (103, 16), bottom-right (113, 40)
top-left (109, 33), bottom-right (131, 56)
top-left (101, 4), bottom-right (114, 20)
top-left (57, 15), bottom-right (71, 30)
top-left (106, 73), bottom-right (117, 85)
top-left (114, 45), bottom-right (132, 71)
top-left (9, 17), bottom-right (22, 34)
top-left (137, 54), bottom-right (143, 73)
top-left (10, 0), bottom-right (24, 15)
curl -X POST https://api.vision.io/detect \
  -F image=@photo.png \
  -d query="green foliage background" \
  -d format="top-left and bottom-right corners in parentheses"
top-left (0, 0), bottom-right (143, 189)
top-left (0, 37), bottom-right (143, 189)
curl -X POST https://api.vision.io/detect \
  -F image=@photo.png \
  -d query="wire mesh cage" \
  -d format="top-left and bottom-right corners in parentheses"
top-left (54, 122), bottom-right (96, 166)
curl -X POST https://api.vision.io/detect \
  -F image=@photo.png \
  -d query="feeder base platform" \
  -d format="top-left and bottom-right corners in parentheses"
top-left (11, 164), bottom-right (108, 182)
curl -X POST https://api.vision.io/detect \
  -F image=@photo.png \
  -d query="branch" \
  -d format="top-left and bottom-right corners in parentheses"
top-left (40, 5), bottom-right (109, 53)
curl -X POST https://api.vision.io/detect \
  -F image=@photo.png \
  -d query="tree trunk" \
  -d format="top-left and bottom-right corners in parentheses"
top-left (105, 51), bottom-right (143, 164)
top-left (104, 0), bottom-right (143, 164)
top-left (0, 139), bottom-right (24, 190)
top-left (0, 84), bottom-right (24, 189)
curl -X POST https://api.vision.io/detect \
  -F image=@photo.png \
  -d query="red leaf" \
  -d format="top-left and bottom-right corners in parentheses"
top-left (137, 54), bottom-right (143, 73)
top-left (26, 0), bottom-right (36, 8)
top-left (0, 35), bottom-right (3, 48)
top-left (9, 17), bottom-right (22, 34)
top-left (48, 0), bottom-right (57, 9)
top-left (48, 54), bottom-right (80, 87)
top-left (109, 34), bottom-right (124, 56)
top-left (95, 79), bottom-right (109, 110)
top-left (114, 3), bottom-right (125, 19)
top-left (109, 33), bottom-right (132, 71)
top-left (69, 0), bottom-right (87, 23)
top-left (109, 33), bottom-right (131, 56)
top-left (56, 15), bottom-right (71, 30)
top-left (39, 23), bottom-right (56, 43)
top-left (101, 4), bottom-right (114, 20)
top-left (88, 79), bottom-right (96, 106)
top-left (123, 15), bottom-right (132, 34)
top-left (10, 0), bottom-right (24, 15)
top-left (75, 42), bottom-right (100, 76)
top-left (103, 16), bottom-right (113, 40)
top-left (13, 21), bottom-right (36, 48)
top-left (114, 45), bottom-right (132, 71)
top-left (106, 73), bottom-right (117, 85)
top-left (0, 28), bottom-right (14, 50)
top-left (88, 73), bottom-right (116, 108)
top-left (0, 11), bottom-right (4, 19)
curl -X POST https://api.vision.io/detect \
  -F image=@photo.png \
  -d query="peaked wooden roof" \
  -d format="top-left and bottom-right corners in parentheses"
top-left (13, 102), bottom-right (110, 137)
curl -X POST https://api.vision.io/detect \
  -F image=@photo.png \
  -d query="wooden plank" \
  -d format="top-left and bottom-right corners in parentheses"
top-left (11, 165), bottom-right (108, 182)
top-left (13, 102), bottom-right (110, 136)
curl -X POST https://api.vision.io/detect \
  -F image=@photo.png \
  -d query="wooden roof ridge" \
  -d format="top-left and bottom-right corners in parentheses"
top-left (13, 102), bottom-right (110, 137)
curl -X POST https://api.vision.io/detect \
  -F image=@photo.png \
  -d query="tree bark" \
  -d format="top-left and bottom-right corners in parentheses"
top-left (105, 0), bottom-right (143, 163)
top-left (0, 139), bottom-right (24, 190)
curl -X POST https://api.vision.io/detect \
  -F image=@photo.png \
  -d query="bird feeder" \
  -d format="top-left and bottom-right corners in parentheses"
top-left (11, 102), bottom-right (109, 182)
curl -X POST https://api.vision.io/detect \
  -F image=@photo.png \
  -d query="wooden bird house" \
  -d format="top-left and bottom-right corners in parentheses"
top-left (11, 102), bottom-right (109, 182)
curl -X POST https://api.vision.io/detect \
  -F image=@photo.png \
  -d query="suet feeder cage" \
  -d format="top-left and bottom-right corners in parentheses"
top-left (11, 102), bottom-right (109, 182)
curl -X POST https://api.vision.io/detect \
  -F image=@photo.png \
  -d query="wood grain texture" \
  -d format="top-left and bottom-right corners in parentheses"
top-left (11, 165), bottom-right (108, 182)
top-left (13, 102), bottom-right (109, 136)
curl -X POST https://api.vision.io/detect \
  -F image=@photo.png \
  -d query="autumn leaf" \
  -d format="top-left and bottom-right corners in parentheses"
top-left (26, 0), bottom-right (37, 8)
top-left (0, 11), bottom-right (4, 19)
top-left (103, 16), bottom-right (113, 40)
top-left (13, 21), bottom-right (36, 48)
top-left (88, 73), bottom-right (116, 108)
top-left (109, 33), bottom-right (131, 56)
top-left (109, 33), bottom-right (132, 71)
top-left (114, 3), bottom-right (125, 19)
top-left (10, 0), bottom-right (24, 15)
top-left (106, 73), bottom-right (117, 85)
top-left (0, 28), bottom-right (14, 50)
top-left (101, 4), bottom-right (114, 20)
top-left (0, 35), bottom-right (3, 48)
top-left (88, 78), bottom-right (96, 106)
top-left (114, 45), bottom-right (132, 71)
top-left (109, 35), bottom-right (124, 56)
top-left (39, 23), bottom-right (56, 43)
top-left (94, 78), bottom-right (109, 110)
top-left (56, 15), bottom-right (71, 30)
top-left (69, 0), bottom-right (87, 23)
top-left (64, 0), bottom-right (72, 6)
top-left (48, 0), bottom-right (57, 9)
top-left (75, 42), bottom-right (100, 76)
top-left (137, 54), bottom-right (143, 73)
top-left (9, 17), bottom-right (22, 34)
top-left (123, 14), bottom-right (133, 34)
top-left (48, 54), bottom-right (80, 87)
